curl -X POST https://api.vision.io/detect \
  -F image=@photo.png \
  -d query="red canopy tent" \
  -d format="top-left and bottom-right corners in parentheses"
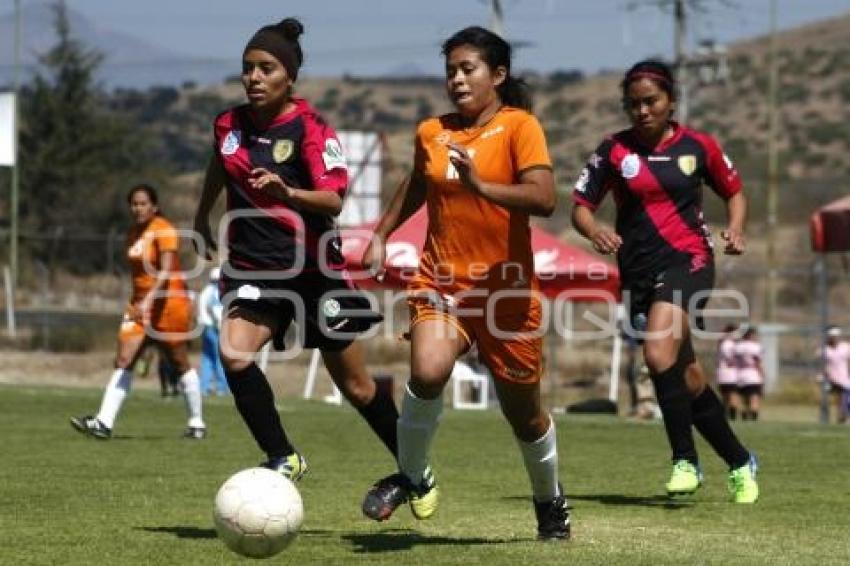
top-left (340, 207), bottom-right (620, 301)
top-left (810, 194), bottom-right (850, 253)
top-left (810, 195), bottom-right (850, 423)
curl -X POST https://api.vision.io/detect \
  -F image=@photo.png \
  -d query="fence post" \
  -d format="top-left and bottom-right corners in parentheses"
top-left (3, 265), bottom-right (15, 337)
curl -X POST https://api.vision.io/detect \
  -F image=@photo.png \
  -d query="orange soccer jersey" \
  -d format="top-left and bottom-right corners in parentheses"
top-left (408, 107), bottom-right (552, 383)
top-left (120, 216), bottom-right (190, 343)
top-left (411, 106), bottom-right (552, 300)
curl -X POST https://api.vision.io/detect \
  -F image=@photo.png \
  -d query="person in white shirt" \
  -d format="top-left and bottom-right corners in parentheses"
top-left (198, 267), bottom-right (228, 395)
top-left (716, 324), bottom-right (740, 420)
top-left (821, 326), bottom-right (850, 424)
top-left (735, 327), bottom-right (764, 421)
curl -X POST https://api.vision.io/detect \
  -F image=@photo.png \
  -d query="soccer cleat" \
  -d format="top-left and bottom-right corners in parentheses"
top-left (70, 415), bottom-right (112, 440)
top-left (408, 467), bottom-right (439, 520)
top-left (665, 459), bottom-right (703, 497)
top-left (534, 486), bottom-right (571, 541)
top-left (728, 454), bottom-right (759, 504)
top-left (182, 426), bottom-right (207, 440)
top-left (362, 472), bottom-right (411, 521)
top-left (362, 466), bottom-right (439, 521)
top-left (262, 451), bottom-right (309, 483)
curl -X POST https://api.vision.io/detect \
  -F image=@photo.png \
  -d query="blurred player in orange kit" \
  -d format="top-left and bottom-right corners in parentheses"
top-left (71, 184), bottom-right (206, 440)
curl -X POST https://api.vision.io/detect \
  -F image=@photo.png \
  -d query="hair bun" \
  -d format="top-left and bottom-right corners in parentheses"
top-left (278, 18), bottom-right (304, 41)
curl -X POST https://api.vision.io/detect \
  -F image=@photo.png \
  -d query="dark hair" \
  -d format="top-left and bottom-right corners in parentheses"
top-left (127, 183), bottom-right (159, 205)
top-left (621, 59), bottom-right (677, 101)
top-left (441, 26), bottom-right (532, 112)
top-left (723, 323), bottom-right (737, 333)
top-left (245, 17), bottom-right (305, 81)
top-left (743, 327), bottom-right (757, 340)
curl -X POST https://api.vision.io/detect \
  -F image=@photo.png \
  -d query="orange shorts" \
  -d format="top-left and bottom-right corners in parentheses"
top-left (407, 291), bottom-right (544, 384)
top-left (119, 297), bottom-right (192, 345)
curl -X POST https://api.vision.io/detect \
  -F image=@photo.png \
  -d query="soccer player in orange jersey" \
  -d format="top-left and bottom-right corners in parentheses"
top-left (360, 27), bottom-right (569, 540)
top-left (71, 184), bottom-right (206, 439)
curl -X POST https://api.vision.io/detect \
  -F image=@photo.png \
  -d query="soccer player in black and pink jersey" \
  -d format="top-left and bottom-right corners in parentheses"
top-left (571, 60), bottom-right (759, 504)
top-left (193, 17), bottom-right (398, 481)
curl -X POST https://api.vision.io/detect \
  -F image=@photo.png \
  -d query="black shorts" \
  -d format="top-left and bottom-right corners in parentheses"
top-left (220, 269), bottom-right (382, 352)
top-left (718, 383), bottom-right (738, 396)
top-left (623, 262), bottom-right (715, 338)
top-left (738, 384), bottom-right (763, 397)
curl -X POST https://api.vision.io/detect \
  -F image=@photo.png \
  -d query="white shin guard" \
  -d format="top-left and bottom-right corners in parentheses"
top-left (397, 384), bottom-right (443, 485)
top-left (180, 368), bottom-right (205, 429)
top-left (517, 417), bottom-right (560, 502)
top-left (96, 368), bottom-right (133, 429)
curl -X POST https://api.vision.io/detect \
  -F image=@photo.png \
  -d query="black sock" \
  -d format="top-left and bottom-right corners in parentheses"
top-left (651, 364), bottom-right (698, 465)
top-left (355, 382), bottom-right (399, 458)
top-left (692, 387), bottom-right (750, 469)
top-left (728, 407), bottom-right (737, 420)
top-left (226, 363), bottom-right (294, 460)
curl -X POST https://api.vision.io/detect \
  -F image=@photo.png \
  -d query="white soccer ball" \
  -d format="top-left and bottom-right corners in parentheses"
top-left (213, 467), bottom-right (304, 558)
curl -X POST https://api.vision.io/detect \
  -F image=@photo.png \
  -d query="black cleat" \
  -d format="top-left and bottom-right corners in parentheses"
top-left (362, 473), bottom-right (411, 521)
top-left (70, 415), bottom-right (112, 439)
top-left (534, 488), bottom-right (571, 541)
top-left (182, 426), bottom-right (207, 440)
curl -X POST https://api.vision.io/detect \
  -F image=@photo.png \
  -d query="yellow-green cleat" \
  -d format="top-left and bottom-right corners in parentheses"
top-left (728, 455), bottom-right (759, 504)
top-left (409, 467), bottom-right (439, 520)
top-left (665, 459), bottom-right (703, 497)
top-left (263, 451), bottom-right (309, 483)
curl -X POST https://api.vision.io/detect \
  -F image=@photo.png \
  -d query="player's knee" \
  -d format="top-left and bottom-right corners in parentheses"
top-left (507, 410), bottom-right (549, 443)
top-left (409, 372), bottom-right (447, 400)
top-left (643, 342), bottom-right (677, 374)
top-left (337, 374), bottom-right (374, 406)
top-left (220, 352), bottom-right (251, 373)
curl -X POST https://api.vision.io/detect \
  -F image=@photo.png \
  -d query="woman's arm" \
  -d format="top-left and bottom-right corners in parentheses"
top-left (193, 155), bottom-right (226, 259)
top-left (247, 167), bottom-right (343, 216)
top-left (571, 203), bottom-right (622, 255)
top-left (447, 142), bottom-right (555, 217)
top-left (361, 171), bottom-right (427, 276)
top-left (720, 191), bottom-right (747, 255)
top-left (136, 250), bottom-right (177, 324)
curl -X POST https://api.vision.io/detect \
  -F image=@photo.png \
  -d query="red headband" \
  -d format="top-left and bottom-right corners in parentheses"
top-left (626, 70), bottom-right (672, 87)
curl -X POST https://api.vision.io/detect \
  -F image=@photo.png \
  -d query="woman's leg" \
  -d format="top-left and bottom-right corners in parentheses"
top-left (159, 340), bottom-right (205, 433)
top-left (399, 319), bottom-right (468, 484)
top-left (219, 306), bottom-right (302, 471)
top-left (361, 318), bottom-right (467, 522)
top-left (323, 342), bottom-right (398, 458)
top-left (644, 302), bottom-right (700, 468)
top-left (93, 334), bottom-right (147, 431)
top-left (199, 326), bottom-right (216, 395)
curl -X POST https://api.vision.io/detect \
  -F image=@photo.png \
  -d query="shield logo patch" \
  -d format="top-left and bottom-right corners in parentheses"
top-left (678, 155), bottom-right (697, 176)
top-left (272, 139), bottom-right (294, 163)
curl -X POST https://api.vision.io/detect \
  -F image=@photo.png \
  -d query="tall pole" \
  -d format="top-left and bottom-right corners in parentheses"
top-left (765, 0), bottom-right (779, 322)
top-left (10, 0), bottom-right (21, 286)
top-left (489, 0), bottom-right (505, 38)
top-left (674, 0), bottom-right (689, 123)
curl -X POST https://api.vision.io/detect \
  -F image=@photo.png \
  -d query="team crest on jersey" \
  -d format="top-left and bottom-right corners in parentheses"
top-left (221, 130), bottom-right (241, 155)
top-left (272, 139), bottom-right (294, 163)
top-left (435, 131), bottom-right (451, 145)
top-left (678, 155), bottom-right (697, 176)
top-left (621, 153), bottom-right (641, 179)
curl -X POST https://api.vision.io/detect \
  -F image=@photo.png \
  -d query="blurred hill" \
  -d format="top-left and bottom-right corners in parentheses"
top-left (0, 2), bottom-right (227, 89)
top-left (108, 12), bottom-right (850, 227)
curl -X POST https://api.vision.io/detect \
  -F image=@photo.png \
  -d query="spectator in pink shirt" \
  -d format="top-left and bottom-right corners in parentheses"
top-left (735, 327), bottom-right (764, 421)
top-left (716, 324), bottom-right (740, 420)
top-left (821, 326), bottom-right (850, 424)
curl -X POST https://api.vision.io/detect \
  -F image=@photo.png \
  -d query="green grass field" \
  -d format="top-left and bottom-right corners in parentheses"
top-left (2, 384), bottom-right (849, 565)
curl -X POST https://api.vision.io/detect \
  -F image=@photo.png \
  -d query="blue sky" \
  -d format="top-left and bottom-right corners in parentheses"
top-left (4, 0), bottom-right (849, 85)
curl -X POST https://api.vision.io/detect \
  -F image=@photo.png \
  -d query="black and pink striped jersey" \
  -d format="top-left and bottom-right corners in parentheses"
top-left (213, 98), bottom-right (348, 271)
top-left (573, 122), bottom-right (741, 283)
